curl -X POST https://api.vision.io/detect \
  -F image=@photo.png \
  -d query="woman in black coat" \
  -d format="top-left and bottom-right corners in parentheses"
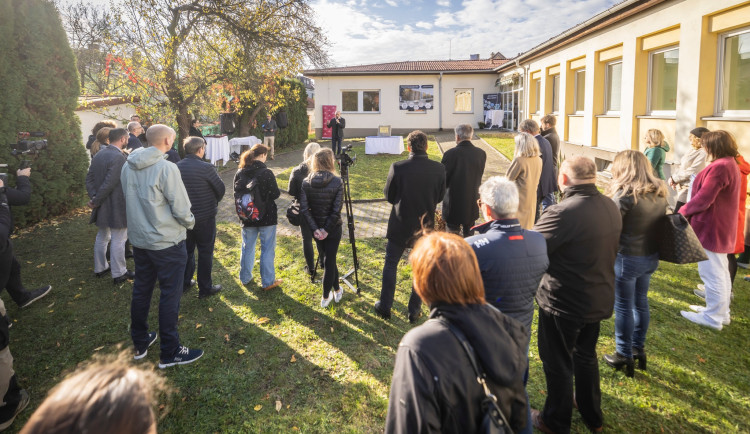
top-left (288, 142), bottom-right (321, 280)
top-left (299, 148), bottom-right (344, 307)
top-left (234, 144), bottom-right (282, 291)
top-left (385, 231), bottom-right (528, 433)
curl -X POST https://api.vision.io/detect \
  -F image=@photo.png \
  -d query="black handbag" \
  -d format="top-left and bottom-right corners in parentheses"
top-left (435, 318), bottom-right (514, 434)
top-left (656, 213), bottom-right (708, 264)
top-left (286, 199), bottom-right (302, 226)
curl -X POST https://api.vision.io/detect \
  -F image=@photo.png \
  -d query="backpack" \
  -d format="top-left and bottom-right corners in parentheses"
top-left (235, 177), bottom-right (267, 223)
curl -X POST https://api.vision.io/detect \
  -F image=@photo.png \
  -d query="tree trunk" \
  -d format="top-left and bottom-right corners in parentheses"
top-left (175, 105), bottom-right (190, 157)
top-left (238, 103), bottom-right (264, 137)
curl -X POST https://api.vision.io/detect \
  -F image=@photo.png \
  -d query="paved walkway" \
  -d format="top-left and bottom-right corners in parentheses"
top-left (215, 135), bottom-right (511, 239)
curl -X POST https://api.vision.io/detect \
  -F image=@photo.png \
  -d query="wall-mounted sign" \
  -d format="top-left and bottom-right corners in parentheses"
top-left (399, 85), bottom-right (434, 112)
top-left (483, 93), bottom-right (501, 110)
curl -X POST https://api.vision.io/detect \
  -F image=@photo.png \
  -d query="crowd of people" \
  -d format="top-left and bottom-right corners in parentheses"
top-left (0, 108), bottom-right (746, 432)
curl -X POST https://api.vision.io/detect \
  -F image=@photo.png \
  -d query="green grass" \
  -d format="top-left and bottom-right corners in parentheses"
top-left (5, 212), bottom-right (750, 433)
top-left (479, 134), bottom-right (515, 161)
top-left (276, 137), bottom-right (443, 201)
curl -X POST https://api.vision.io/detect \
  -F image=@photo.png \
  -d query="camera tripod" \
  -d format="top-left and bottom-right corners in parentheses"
top-left (338, 150), bottom-right (360, 294)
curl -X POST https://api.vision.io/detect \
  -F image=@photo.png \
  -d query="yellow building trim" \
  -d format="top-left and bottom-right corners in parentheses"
top-left (547, 64), bottom-right (561, 75)
top-left (569, 57), bottom-right (586, 70)
top-left (530, 70), bottom-right (541, 80)
top-left (709, 3), bottom-right (750, 33)
top-left (641, 27), bottom-right (681, 51)
top-left (598, 45), bottom-right (623, 62)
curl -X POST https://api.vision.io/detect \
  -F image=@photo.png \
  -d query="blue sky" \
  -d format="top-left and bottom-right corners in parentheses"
top-left (66, 0), bottom-right (622, 66)
top-left (312, 0), bottom-right (621, 66)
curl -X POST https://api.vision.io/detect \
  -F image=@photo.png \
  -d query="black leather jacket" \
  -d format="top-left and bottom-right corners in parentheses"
top-left (299, 171), bottom-right (343, 232)
top-left (613, 191), bottom-right (667, 256)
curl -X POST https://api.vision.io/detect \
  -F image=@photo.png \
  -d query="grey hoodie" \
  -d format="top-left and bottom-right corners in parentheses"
top-left (120, 146), bottom-right (195, 250)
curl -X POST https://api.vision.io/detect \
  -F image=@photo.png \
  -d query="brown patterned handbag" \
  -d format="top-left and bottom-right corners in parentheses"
top-left (657, 213), bottom-right (708, 264)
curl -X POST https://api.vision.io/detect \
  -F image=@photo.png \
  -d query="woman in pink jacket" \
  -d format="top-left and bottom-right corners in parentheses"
top-left (679, 131), bottom-right (741, 330)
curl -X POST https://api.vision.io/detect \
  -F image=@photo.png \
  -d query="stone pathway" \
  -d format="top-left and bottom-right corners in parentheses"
top-left (215, 135), bottom-right (510, 239)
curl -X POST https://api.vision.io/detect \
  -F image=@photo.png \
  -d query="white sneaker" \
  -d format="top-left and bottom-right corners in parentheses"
top-left (320, 292), bottom-right (333, 308)
top-left (333, 287), bottom-right (344, 303)
top-left (694, 288), bottom-right (706, 299)
top-left (689, 305), bottom-right (730, 325)
top-left (681, 310), bottom-right (722, 331)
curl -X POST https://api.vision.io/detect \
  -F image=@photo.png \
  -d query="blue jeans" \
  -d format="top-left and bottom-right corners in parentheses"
top-left (240, 225), bottom-right (276, 287)
top-left (614, 253), bottom-right (659, 357)
top-left (131, 242), bottom-right (187, 360)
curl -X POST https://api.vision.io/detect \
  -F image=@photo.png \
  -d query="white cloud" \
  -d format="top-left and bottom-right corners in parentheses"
top-left (436, 0), bottom-right (450, 6)
top-left (385, 0), bottom-right (398, 6)
top-left (415, 21), bottom-right (433, 29)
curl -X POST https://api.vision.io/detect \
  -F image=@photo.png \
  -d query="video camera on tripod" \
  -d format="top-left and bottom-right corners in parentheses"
top-left (11, 132), bottom-right (47, 156)
top-left (335, 144), bottom-right (360, 293)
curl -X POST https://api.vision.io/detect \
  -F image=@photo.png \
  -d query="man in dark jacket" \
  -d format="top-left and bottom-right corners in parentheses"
top-left (467, 176), bottom-right (548, 434)
top-left (127, 121), bottom-right (144, 152)
top-left (374, 130), bottom-right (446, 322)
top-left (261, 114), bottom-right (278, 160)
top-left (177, 137), bottom-right (226, 298)
top-left (327, 110), bottom-right (345, 155)
top-left (531, 156), bottom-right (622, 434)
top-left (0, 184), bottom-right (30, 430)
top-left (85, 128), bottom-right (132, 285)
top-left (1, 167), bottom-right (51, 309)
top-left (541, 114), bottom-right (560, 168)
top-left (520, 119), bottom-right (558, 220)
top-left (441, 123), bottom-right (486, 237)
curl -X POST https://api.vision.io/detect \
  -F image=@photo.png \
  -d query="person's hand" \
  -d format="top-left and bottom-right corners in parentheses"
top-left (318, 229), bottom-right (328, 240)
top-left (87, 200), bottom-right (97, 209)
top-left (0, 179), bottom-right (4, 188)
top-left (17, 168), bottom-right (30, 177)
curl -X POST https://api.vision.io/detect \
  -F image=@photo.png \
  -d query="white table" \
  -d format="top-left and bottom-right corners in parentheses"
top-left (228, 136), bottom-right (262, 155)
top-left (484, 110), bottom-right (504, 129)
top-left (365, 136), bottom-right (404, 155)
top-left (205, 136), bottom-right (230, 165)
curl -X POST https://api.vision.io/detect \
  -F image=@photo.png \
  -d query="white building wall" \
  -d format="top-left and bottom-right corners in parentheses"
top-left (75, 103), bottom-right (135, 144)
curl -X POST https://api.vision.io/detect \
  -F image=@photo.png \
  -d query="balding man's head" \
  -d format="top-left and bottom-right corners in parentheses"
top-left (145, 124), bottom-right (176, 153)
top-left (559, 156), bottom-right (597, 190)
top-left (127, 121), bottom-right (142, 133)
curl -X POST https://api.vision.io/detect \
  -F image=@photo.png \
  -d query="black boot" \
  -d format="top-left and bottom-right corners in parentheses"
top-left (632, 346), bottom-right (647, 370)
top-left (604, 352), bottom-right (634, 377)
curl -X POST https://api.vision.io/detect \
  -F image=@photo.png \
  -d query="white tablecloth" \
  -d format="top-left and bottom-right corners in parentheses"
top-left (205, 136), bottom-right (230, 165)
top-left (365, 136), bottom-right (404, 155)
top-left (484, 110), bottom-right (504, 129)
top-left (228, 136), bottom-right (262, 155)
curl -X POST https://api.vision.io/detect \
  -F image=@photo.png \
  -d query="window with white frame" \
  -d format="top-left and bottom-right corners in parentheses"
top-left (717, 27), bottom-right (750, 116)
top-left (551, 75), bottom-right (560, 113)
top-left (605, 61), bottom-right (623, 113)
top-left (341, 90), bottom-right (380, 113)
top-left (648, 46), bottom-right (679, 114)
top-left (574, 69), bottom-right (586, 113)
top-left (454, 88), bottom-right (473, 113)
top-left (534, 79), bottom-right (541, 113)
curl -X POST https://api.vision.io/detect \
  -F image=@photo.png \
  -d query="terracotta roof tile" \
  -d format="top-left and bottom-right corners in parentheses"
top-left (305, 59), bottom-right (508, 75)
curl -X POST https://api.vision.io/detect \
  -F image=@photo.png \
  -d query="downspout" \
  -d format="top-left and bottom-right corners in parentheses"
top-left (438, 72), bottom-right (443, 131)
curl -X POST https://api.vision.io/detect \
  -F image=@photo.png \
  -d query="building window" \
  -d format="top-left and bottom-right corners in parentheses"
top-left (574, 69), bottom-right (586, 113)
top-left (341, 90), bottom-right (380, 113)
top-left (605, 61), bottom-right (622, 113)
top-left (717, 27), bottom-right (750, 115)
top-left (551, 75), bottom-right (560, 113)
top-left (534, 79), bottom-right (541, 113)
top-left (454, 88), bottom-right (473, 113)
top-left (648, 46), bottom-right (679, 114)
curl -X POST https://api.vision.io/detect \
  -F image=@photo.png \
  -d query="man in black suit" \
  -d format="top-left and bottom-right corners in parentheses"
top-left (327, 110), bottom-right (345, 155)
top-left (177, 137), bottom-right (226, 298)
top-left (126, 121), bottom-right (143, 152)
top-left (441, 123), bottom-right (486, 237)
top-left (374, 130), bottom-right (446, 322)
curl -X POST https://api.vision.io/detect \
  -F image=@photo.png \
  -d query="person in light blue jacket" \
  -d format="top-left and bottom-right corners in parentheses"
top-left (120, 124), bottom-right (203, 369)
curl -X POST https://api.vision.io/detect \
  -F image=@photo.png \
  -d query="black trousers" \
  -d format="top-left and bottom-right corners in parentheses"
top-left (315, 225), bottom-right (342, 298)
top-left (300, 219), bottom-right (315, 273)
top-left (446, 221), bottom-right (474, 238)
top-left (378, 240), bottom-right (422, 316)
top-left (537, 308), bottom-right (603, 433)
top-left (331, 137), bottom-right (343, 155)
top-left (1, 255), bottom-right (29, 307)
top-left (184, 216), bottom-right (217, 295)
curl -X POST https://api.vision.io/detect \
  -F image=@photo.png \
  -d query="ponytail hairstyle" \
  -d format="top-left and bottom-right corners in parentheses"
top-left (239, 144), bottom-right (269, 168)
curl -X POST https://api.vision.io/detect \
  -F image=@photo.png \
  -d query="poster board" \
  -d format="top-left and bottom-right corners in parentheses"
top-left (322, 105), bottom-right (336, 139)
top-left (483, 93), bottom-right (501, 110)
top-left (399, 85), bottom-right (434, 112)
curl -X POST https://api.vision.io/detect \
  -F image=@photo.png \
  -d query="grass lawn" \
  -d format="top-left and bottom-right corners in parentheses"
top-left (4, 198), bottom-right (750, 432)
top-left (276, 137), bottom-right (443, 201)
top-left (479, 134), bottom-right (515, 161)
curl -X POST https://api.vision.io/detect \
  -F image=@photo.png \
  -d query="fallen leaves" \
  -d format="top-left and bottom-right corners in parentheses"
top-left (290, 354), bottom-right (296, 363)
top-left (275, 400), bottom-right (282, 412)
top-left (257, 317), bottom-right (270, 325)
top-left (238, 349), bottom-right (245, 355)
top-left (253, 404), bottom-right (262, 411)
top-left (195, 323), bottom-right (202, 329)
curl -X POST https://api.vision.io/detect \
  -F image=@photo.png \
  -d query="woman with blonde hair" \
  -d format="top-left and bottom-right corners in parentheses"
top-left (385, 231), bottom-right (527, 433)
top-left (300, 148), bottom-right (344, 307)
top-left (506, 132), bottom-right (542, 229)
top-left (234, 144), bottom-right (282, 291)
top-left (643, 128), bottom-right (670, 180)
top-left (288, 142), bottom-right (321, 280)
top-left (603, 150), bottom-right (667, 377)
top-left (669, 127), bottom-right (709, 213)
top-left (90, 127), bottom-right (111, 157)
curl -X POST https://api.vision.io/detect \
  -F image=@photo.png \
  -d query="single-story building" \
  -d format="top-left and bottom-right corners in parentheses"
top-left (75, 96), bottom-right (139, 145)
top-left (304, 55), bottom-right (508, 138)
